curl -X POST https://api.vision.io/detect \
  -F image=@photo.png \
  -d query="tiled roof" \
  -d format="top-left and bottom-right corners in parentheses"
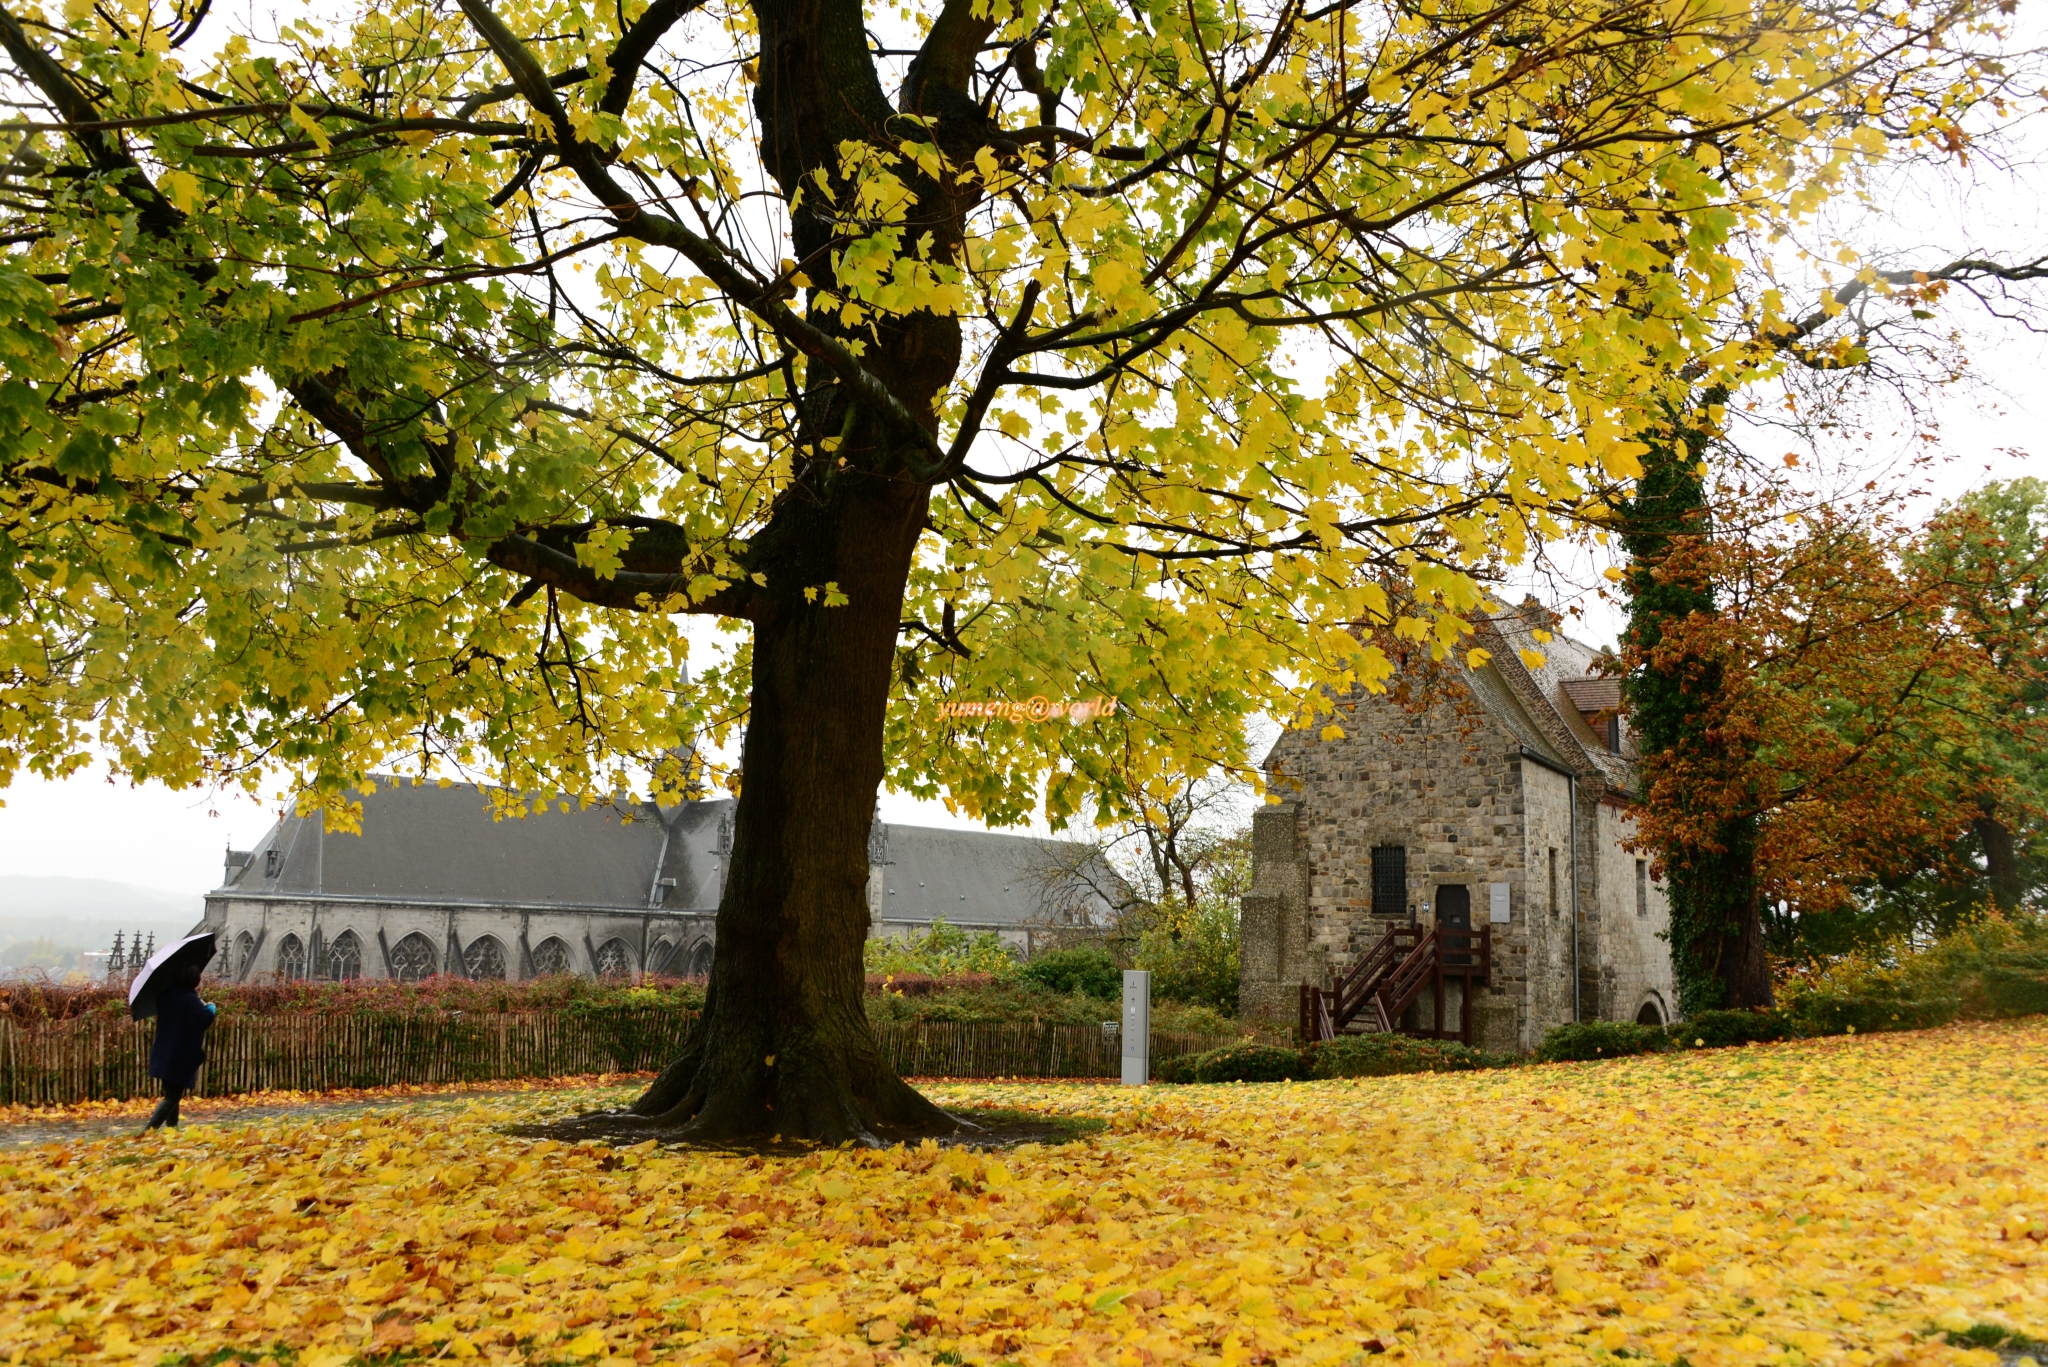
top-left (1560, 677), bottom-right (1623, 714)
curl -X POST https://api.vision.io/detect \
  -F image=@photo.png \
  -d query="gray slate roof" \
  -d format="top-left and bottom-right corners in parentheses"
top-left (872, 823), bottom-right (1103, 926)
top-left (214, 778), bottom-right (1109, 925)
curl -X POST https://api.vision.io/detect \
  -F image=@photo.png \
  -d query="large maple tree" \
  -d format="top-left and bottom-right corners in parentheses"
top-left (0, 0), bottom-right (2016, 1138)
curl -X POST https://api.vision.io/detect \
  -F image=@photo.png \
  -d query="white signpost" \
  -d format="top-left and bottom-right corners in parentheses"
top-left (1121, 969), bottom-right (1151, 1086)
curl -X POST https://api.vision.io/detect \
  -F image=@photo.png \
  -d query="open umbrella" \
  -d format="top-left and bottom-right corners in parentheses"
top-left (127, 932), bottom-right (219, 1021)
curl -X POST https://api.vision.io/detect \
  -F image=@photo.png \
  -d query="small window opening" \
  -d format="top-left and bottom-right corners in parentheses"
top-left (1371, 845), bottom-right (1407, 918)
top-left (265, 849), bottom-right (282, 877)
top-left (1635, 860), bottom-right (1649, 918)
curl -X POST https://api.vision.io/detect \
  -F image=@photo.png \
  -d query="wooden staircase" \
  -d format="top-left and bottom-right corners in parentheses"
top-left (1299, 923), bottom-right (1492, 1045)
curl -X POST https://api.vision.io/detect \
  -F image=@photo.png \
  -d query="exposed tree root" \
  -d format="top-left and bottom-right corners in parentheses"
top-left (522, 1038), bottom-right (969, 1151)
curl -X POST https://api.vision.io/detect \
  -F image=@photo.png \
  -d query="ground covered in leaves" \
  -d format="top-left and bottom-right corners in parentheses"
top-left (1, 1024), bottom-right (2042, 1367)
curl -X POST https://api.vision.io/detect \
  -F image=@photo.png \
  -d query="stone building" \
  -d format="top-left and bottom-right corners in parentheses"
top-left (201, 778), bottom-right (1113, 983)
top-left (1239, 599), bottom-right (1676, 1051)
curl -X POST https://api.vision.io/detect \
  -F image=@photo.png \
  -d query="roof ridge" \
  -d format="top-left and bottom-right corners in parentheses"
top-left (1471, 616), bottom-right (1606, 785)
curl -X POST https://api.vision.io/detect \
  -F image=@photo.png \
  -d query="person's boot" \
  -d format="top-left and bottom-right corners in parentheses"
top-left (140, 1095), bottom-right (180, 1132)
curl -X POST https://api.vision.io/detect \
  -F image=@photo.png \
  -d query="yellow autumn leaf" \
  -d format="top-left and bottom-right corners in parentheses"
top-left (161, 169), bottom-right (202, 214)
top-left (0, 1019), bottom-right (2040, 1367)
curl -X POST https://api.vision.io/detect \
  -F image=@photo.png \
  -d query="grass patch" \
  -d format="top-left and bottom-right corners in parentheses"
top-left (1937, 1320), bottom-right (2048, 1358)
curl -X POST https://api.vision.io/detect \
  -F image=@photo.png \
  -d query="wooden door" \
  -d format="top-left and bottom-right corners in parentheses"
top-left (1437, 884), bottom-right (1472, 964)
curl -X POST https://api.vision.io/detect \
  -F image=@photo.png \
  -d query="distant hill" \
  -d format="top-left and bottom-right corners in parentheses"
top-left (0, 875), bottom-right (204, 952)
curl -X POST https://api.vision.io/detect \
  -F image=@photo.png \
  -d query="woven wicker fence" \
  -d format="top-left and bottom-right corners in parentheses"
top-left (0, 1012), bottom-right (1235, 1105)
top-left (874, 1021), bottom-right (1230, 1080)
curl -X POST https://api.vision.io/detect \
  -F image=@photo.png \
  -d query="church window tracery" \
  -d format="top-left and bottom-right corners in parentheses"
top-left (275, 934), bottom-right (306, 981)
top-left (530, 937), bottom-right (573, 976)
top-left (326, 930), bottom-right (363, 981)
top-left (646, 939), bottom-right (678, 975)
top-left (390, 932), bottom-right (438, 982)
top-left (464, 935), bottom-right (507, 980)
top-left (595, 938), bottom-right (634, 979)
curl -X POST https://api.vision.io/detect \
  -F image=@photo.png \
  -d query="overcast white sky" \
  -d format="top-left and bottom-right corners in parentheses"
top-left (3, 7), bottom-right (2043, 897)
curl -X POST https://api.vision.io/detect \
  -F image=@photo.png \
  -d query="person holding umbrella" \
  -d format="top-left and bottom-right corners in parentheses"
top-left (128, 932), bottom-right (220, 1132)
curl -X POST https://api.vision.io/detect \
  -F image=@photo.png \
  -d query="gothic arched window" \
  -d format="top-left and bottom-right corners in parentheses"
top-left (464, 935), bottom-right (507, 980)
top-left (645, 939), bottom-right (678, 976)
top-left (530, 936), bottom-right (573, 976)
top-left (390, 932), bottom-right (438, 982)
top-left (594, 938), bottom-right (635, 980)
top-left (275, 934), bottom-right (306, 981)
top-left (327, 930), bottom-right (363, 981)
top-left (687, 940), bottom-right (714, 978)
top-left (234, 931), bottom-right (256, 980)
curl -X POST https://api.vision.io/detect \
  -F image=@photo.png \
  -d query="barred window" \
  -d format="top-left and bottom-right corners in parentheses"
top-left (1371, 845), bottom-right (1407, 918)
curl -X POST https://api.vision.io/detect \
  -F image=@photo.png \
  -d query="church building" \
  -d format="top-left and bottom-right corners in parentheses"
top-left (1239, 599), bottom-right (1677, 1052)
top-left (201, 779), bottom-right (1113, 983)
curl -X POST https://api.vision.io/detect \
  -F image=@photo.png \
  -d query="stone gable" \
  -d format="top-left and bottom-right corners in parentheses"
top-left (1241, 611), bottom-right (1677, 1049)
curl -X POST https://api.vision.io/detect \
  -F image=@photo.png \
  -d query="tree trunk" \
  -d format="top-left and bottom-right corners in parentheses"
top-left (1973, 801), bottom-right (2020, 912)
top-left (1718, 887), bottom-right (1775, 1009)
top-left (548, 0), bottom-right (988, 1146)
top-left (567, 465), bottom-right (960, 1145)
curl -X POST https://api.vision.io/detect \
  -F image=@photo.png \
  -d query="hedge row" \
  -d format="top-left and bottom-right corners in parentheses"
top-left (1155, 1033), bottom-right (1517, 1084)
top-left (1534, 967), bottom-right (2048, 1064)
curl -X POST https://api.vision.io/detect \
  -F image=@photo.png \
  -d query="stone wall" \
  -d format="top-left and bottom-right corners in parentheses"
top-left (1237, 803), bottom-right (1318, 1036)
top-left (1260, 680), bottom-right (1542, 1040)
top-left (1592, 802), bottom-right (1678, 1024)
top-left (203, 897), bottom-right (717, 981)
top-left (1518, 758), bottom-right (1579, 1047)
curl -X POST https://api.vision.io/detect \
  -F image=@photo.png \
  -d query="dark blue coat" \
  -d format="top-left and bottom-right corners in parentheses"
top-left (148, 986), bottom-right (215, 1088)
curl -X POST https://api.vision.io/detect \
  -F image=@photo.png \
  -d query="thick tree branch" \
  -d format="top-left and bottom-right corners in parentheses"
top-left (484, 533), bottom-right (756, 616)
top-left (454, 0), bottom-right (950, 475)
top-left (598, 0), bottom-right (710, 116)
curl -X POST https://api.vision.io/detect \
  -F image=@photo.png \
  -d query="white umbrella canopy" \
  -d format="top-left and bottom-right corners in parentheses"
top-left (126, 932), bottom-right (219, 1021)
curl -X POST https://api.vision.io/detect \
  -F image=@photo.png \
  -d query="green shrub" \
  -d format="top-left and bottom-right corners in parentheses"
top-left (1535, 1020), bottom-right (1671, 1063)
top-left (1133, 896), bottom-right (1241, 1014)
top-left (1164, 1042), bottom-right (1310, 1083)
top-left (1781, 994), bottom-right (1957, 1037)
top-left (1019, 945), bottom-right (1121, 1000)
top-left (1673, 1008), bottom-right (1796, 1049)
top-left (864, 919), bottom-right (1021, 979)
top-left (1977, 965), bottom-right (2048, 1018)
top-left (1779, 912), bottom-right (2048, 1033)
top-left (1307, 1034), bottom-right (1501, 1077)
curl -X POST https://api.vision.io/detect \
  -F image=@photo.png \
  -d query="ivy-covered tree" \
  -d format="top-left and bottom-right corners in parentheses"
top-left (1621, 413), bottom-right (1770, 1013)
top-left (0, 0), bottom-right (2022, 1138)
top-left (1623, 468), bottom-right (2048, 997)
